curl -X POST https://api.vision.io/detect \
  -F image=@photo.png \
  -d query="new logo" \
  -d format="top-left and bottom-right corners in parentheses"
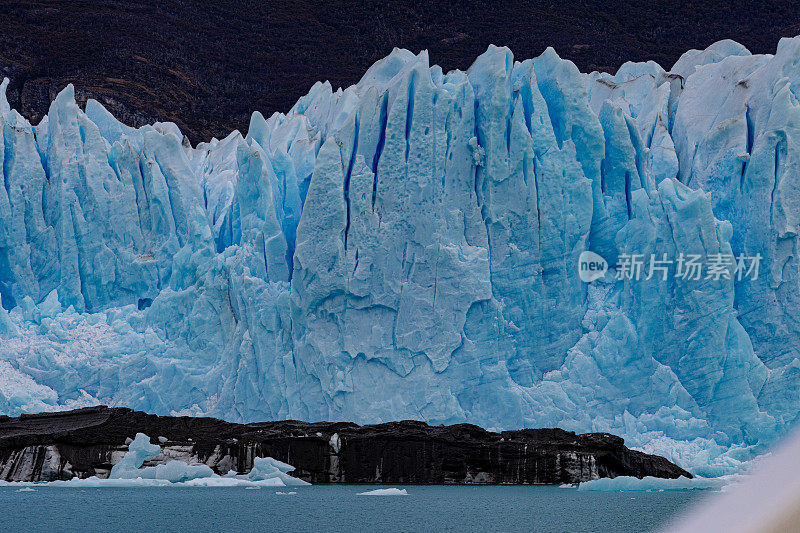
top-left (578, 251), bottom-right (608, 282)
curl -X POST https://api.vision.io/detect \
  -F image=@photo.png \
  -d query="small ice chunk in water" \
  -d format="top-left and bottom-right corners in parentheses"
top-left (578, 476), bottom-right (725, 491)
top-left (357, 488), bottom-right (408, 496)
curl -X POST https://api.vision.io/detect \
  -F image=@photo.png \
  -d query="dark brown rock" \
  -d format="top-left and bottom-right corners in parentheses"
top-left (0, 406), bottom-right (691, 483)
top-left (1, 1), bottom-right (799, 144)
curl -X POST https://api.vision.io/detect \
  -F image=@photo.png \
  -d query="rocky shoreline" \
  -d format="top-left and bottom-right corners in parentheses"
top-left (0, 407), bottom-right (690, 484)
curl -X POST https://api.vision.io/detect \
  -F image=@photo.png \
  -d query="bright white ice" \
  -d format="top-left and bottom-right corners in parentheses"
top-left (357, 488), bottom-right (409, 496)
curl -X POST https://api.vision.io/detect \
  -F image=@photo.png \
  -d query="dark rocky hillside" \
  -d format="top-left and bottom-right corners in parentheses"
top-left (0, 0), bottom-right (798, 143)
top-left (0, 407), bottom-right (691, 483)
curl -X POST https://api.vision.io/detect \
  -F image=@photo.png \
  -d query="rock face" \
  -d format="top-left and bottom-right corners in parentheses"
top-left (1, 1), bottom-right (796, 143)
top-left (0, 407), bottom-right (690, 484)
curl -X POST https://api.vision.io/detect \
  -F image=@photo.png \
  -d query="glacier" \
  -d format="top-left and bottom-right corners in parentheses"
top-left (1, 37), bottom-right (800, 475)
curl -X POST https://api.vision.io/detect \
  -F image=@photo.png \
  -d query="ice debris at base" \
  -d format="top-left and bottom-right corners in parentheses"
top-left (108, 433), bottom-right (164, 479)
top-left (578, 476), bottom-right (730, 492)
top-left (357, 488), bottom-right (408, 496)
top-left (16, 433), bottom-right (311, 487)
top-left (247, 457), bottom-right (310, 485)
top-left (1, 37), bottom-right (800, 476)
top-left (667, 427), bottom-right (800, 532)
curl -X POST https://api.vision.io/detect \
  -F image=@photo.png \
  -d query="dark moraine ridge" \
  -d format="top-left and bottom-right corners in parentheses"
top-left (1, 1), bottom-right (799, 143)
top-left (0, 406), bottom-right (690, 484)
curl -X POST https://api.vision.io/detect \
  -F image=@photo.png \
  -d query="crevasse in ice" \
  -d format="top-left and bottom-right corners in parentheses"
top-left (1, 38), bottom-right (799, 474)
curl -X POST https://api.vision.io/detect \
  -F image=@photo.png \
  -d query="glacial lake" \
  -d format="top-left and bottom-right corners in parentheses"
top-left (0, 484), bottom-right (707, 532)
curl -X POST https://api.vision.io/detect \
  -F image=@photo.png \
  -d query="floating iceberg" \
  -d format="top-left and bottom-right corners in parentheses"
top-left (0, 36), bottom-right (799, 476)
top-left (6, 432), bottom-right (313, 487)
top-left (108, 432), bottom-right (220, 483)
top-left (357, 488), bottom-right (409, 496)
top-left (109, 433), bottom-right (164, 479)
top-left (247, 457), bottom-right (311, 486)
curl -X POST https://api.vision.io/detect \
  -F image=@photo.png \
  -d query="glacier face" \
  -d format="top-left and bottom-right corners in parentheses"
top-left (1, 38), bottom-right (799, 474)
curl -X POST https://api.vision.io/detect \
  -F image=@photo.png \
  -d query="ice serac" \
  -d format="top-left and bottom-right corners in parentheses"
top-left (1, 37), bottom-right (800, 475)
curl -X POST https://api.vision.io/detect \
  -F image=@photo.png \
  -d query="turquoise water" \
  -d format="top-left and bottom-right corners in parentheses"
top-left (0, 484), bottom-right (706, 532)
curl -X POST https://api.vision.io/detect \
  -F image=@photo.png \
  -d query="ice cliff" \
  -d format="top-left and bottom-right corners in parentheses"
top-left (1, 37), bottom-right (799, 474)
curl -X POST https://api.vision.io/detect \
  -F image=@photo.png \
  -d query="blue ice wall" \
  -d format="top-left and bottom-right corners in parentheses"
top-left (1, 39), bottom-right (800, 474)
